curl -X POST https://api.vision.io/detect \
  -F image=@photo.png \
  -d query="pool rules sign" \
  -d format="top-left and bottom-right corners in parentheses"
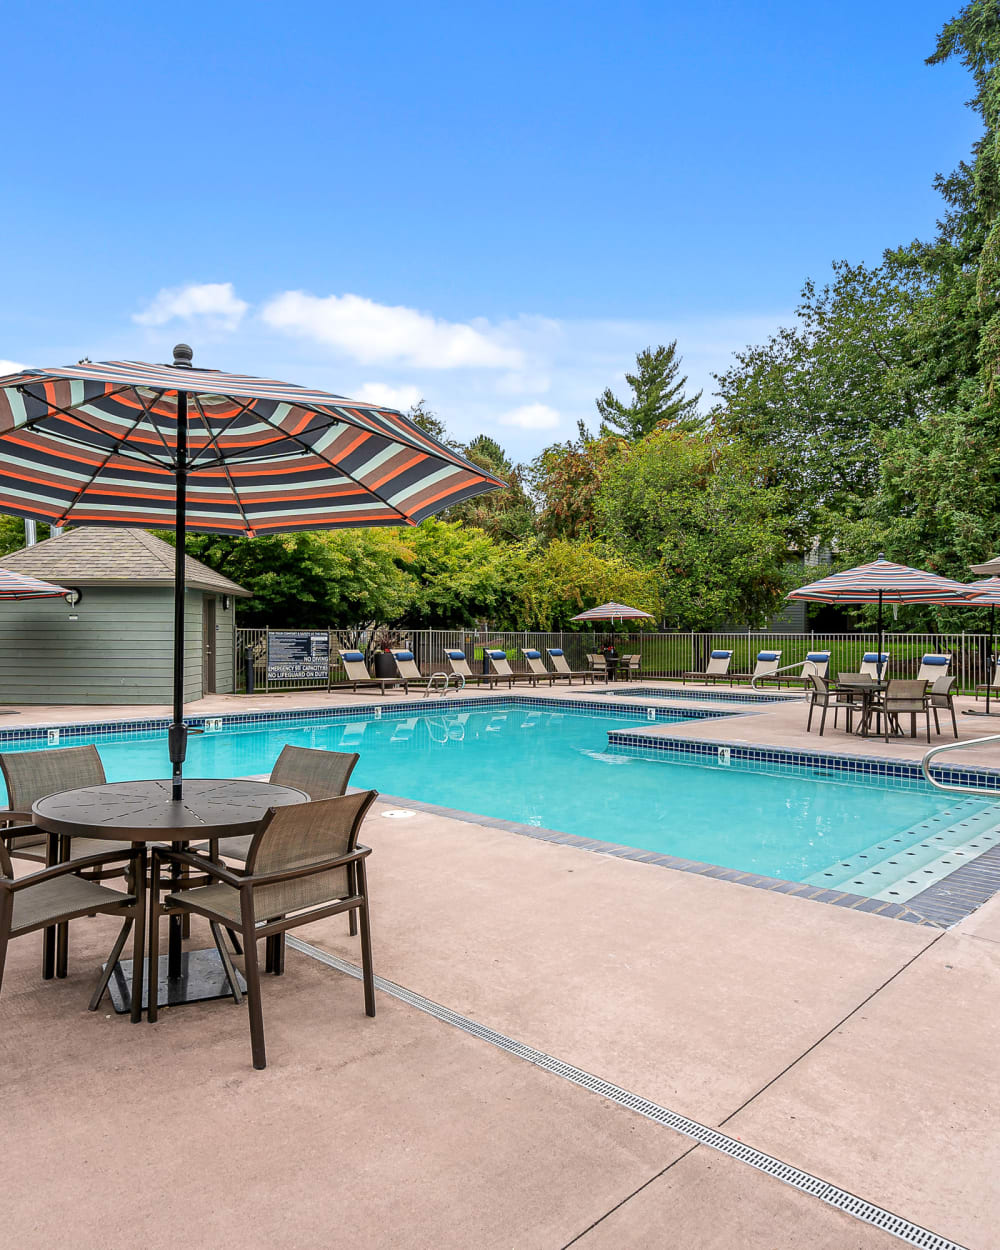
top-left (266, 631), bottom-right (330, 680)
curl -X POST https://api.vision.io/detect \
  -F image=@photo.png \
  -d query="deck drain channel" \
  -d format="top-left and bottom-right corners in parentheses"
top-left (287, 936), bottom-right (966, 1250)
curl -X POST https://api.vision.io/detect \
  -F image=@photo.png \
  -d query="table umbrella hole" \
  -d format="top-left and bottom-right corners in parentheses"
top-left (381, 809), bottom-right (416, 819)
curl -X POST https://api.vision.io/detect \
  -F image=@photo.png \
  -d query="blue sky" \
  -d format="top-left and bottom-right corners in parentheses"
top-left (1, 0), bottom-right (979, 458)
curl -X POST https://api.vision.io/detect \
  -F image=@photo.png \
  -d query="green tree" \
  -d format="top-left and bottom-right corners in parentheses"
top-left (529, 423), bottom-right (625, 540)
top-left (398, 518), bottom-right (511, 627)
top-left (446, 434), bottom-right (535, 541)
top-left (595, 430), bottom-right (791, 628)
top-left (405, 399), bottom-right (460, 449)
top-left (597, 343), bottom-right (702, 440)
top-left (508, 538), bottom-right (661, 630)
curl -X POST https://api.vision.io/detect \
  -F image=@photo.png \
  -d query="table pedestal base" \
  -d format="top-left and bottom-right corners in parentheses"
top-left (105, 949), bottom-right (246, 1015)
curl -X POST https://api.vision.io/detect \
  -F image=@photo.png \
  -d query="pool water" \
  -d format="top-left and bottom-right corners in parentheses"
top-left (19, 702), bottom-right (999, 884)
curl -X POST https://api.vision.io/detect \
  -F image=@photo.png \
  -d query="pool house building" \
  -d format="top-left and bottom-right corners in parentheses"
top-left (0, 527), bottom-right (250, 704)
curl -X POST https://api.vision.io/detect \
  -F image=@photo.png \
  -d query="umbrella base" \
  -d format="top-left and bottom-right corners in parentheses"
top-left (962, 709), bottom-right (1000, 718)
top-left (104, 948), bottom-right (247, 1014)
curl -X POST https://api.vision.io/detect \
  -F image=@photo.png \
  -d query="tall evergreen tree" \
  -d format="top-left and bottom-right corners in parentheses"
top-left (596, 343), bottom-right (702, 440)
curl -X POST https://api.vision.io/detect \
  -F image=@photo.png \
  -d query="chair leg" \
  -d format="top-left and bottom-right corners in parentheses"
top-left (807, 698), bottom-right (815, 732)
top-left (348, 861), bottom-right (359, 936)
top-left (933, 706), bottom-right (940, 734)
top-left (210, 921), bottom-right (243, 1004)
top-left (243, 933), bottom-right (267, 1070)
top-left (226, 928), bottom-right (243, 955)
top-left (0, 889), bottom-right (13, 999)
top-left (130, 852), bottom-right (146, 1023)
top-left (357, 860), bottom-right (376, 1018)
top-left (818, 701), bottom-right (827, 736)
top-left (147, 855), bottom-right (161, 1023)
top-left (951, 702), bottom-right (958, 739)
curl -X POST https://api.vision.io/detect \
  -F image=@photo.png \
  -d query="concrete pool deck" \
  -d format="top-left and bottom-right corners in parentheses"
top-left (2, 681), bottom-right (999, 1246)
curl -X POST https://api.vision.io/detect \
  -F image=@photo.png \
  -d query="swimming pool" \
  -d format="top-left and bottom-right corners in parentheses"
top-left (13, 700), bottom-right (999, 894)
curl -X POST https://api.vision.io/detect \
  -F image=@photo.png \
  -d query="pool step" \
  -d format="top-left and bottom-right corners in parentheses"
top-left (805, 798), bottom-right (1000, 903)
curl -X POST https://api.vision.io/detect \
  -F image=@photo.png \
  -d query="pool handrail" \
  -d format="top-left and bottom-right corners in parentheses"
top-left (920, 733), bottom-right (1000, 798)
top-left (750, 659), bottom-right (818, 691)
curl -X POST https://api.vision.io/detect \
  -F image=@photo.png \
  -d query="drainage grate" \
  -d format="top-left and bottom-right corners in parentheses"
top-left (287, 936), bottom-right (968, 1250)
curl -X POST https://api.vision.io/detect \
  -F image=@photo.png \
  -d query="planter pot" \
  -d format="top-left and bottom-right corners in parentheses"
top-left (372, 652), bottom-right (396, 679)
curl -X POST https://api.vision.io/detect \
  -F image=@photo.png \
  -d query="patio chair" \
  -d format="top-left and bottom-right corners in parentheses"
top-left (872, 679), bottom-right (931, 743)
top-left (859, 652), bottom-right (890, 680)
top-left (917, 653), bottom-right (951, 683)
top-left (334, 650), bottom-right (407, 696)
top-left (587, 653), bottom-right (608, 682)
top-left (805, 673), bottom-right (853, 735)
top-left (521, 649), bottom-right (560, 685)
top-left (0, 834), bottom-right (146, 1022)
top-left (390, 649), bottom-right (435, 691)
top-left (929, 674), bottom-right (959, 739)
top-left (546, 648), bottom-right (594, 684)
top-left (682, 650), bottom-right (733, 685)
top-left (486, 649), bottom-right (536, 687)
top-left (0, 745), bottom-right (135, 878)
top-left (149, 790), bottom-right (378, 1069)
top-left (444, 649), bottom-right (492, 686)
top-left (730, 650), bottom-right (782, 686)
top-left (617, 654), bottom-right (641, 680)
top-left (975, 659), bottom-right (1000, 701)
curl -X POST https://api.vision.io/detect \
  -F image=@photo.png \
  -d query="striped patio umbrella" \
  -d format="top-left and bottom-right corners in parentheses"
top-left (570, 602), bottom-right (655, 624)
top-left (0, 345), bottom-right (504, 797)
top-left (0, 568), bottom-right (69, 600)
top-left (786, 556), bottom-right (976, 679)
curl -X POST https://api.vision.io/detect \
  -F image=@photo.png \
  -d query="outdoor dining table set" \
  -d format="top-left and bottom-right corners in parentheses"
top-left (0, 744), bottom-right (378, 1070)
top-left (805, 672), bottom-right (958, 742)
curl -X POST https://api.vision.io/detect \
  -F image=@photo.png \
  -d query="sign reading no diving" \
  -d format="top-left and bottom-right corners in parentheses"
top-left (267, 631), bottom-right (330, 680)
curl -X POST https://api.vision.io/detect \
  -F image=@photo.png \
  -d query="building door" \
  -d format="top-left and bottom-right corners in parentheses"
top-left (202, 596), bottom-right (217, 694)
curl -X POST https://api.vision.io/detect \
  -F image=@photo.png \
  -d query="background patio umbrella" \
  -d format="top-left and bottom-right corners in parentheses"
top-left (0, 568), bottom-right (70, 600)
top-left (963, 576), bottom-right (1000, 716)
top-left (786, 555), bottom-right (975, 679)
top-left (0, 345), bottom-right (504, 798)
top-left (570, 602), bottom-right (655, 625)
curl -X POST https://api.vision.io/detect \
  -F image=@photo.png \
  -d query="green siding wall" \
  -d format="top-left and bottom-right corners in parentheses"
top-left (0, 586), bottom-right (237, 705)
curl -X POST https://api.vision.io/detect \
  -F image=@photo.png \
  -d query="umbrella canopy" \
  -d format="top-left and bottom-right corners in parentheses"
top-left (570, 601), bottom-right (655, 623)
top-left (0, 346), bottom-right (504, 797)
top-left (0, 568), bottom-right (70, 600)
top-left (786, 556), bottom-right (976, 678)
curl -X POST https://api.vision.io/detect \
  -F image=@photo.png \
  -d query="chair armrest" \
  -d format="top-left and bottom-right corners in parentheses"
top-left (152, 846), bottom-right (245, 888)
top-left (0, 809), bottom-right (35, 825)
top-left (242, 845), bottom-right (372, 890)
top-left (2, 845), bottom-right (141, 892)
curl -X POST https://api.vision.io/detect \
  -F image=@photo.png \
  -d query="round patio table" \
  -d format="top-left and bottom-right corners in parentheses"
top-left (33, 778), bottom-right (308, 1014)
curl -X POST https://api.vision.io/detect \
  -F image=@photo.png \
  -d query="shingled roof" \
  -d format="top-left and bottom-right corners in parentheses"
top-left (1, 528), bottom-right (251, 596)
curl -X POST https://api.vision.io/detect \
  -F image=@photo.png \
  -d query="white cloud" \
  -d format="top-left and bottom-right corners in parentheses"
top-left (134, 282), bottom-right (248, 331)
top-left (260, 291), bottom-right (523, 370)
top-left (0, 359), bottom-right (24, 377)
top-left (354, 381), bottom-right (422, 412)
top-left (498, 403), bottom-right (561, 430)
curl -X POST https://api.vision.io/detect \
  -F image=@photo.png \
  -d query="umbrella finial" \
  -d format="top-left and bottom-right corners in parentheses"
top-left (172, 343), bottom-right (193, 368)
top-left (877, 552), bottom-right (886, 560)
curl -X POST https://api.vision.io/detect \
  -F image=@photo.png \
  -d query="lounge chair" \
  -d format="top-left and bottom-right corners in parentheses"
top-left (546, 648), bottom-right (594, 684)
top-left (150, 791), bottom-right (378, 1069)
top-left (975, 659), bottom-right (1000, 701)
top-left (730, 650), bottom-right (782, 686)
top-left (486, 649), bottom-right (537, 687)
top-left (859, 652), bottom-right (890, 680)
top-left (682, 650), bottom-right (732, 685)
top-left (0, 834), bottom-right (147, 1022)
top-left (334, 649), bottom-right (408, 695)
top-left (929, 674), bottom-right (959, 738)
top-left (521, 649), bottom-right (561, 685)
top-left (917, 653), bottom-right (951, 683)
top-left (391, 648), bottom-right (436, 691)
top-left (779, 651), bottom-right (831, 690)
top-left (444, 649), bottom-right (492, 686)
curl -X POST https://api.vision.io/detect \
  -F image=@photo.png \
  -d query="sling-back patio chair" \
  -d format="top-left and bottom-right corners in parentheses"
top-left (975, 659), bottom-right (1000, 701)
top-left (682, 650), bottom-right (733, 685)
top-left (619, 654), bottom-right (641, 680)
top-left (871, 679), bottom-right (932, 743)
top-left (917, 653), bottom-right (952, 683)
top-left (149, 790), bottom-right (378, 1070)
top-left (0, 745), bottom-right (136, 879)
top-left (486, 649), bottom-right (537, 688)
top-left (587, 653), bottom-right (608, 682)
top-left (390, 649), bottom-right (435, 691)
top-left (334, 650), bottom-right (407, 696)
top-left (546, 648), bottom-right (594, 683)
top-left (805, 673), bottom-right (853, 735)
top-left (0, 834), bottom-right (146, 1022)
top-left (521, 649), bottom-right (561, 686)
top-left (730, 650), bottom-right (782, 686)
top-left (928, 674), bottom-right (959, 739)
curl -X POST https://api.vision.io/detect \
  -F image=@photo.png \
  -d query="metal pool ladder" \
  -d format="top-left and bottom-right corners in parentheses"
top-left (423, 672), bottom-right (466, 698)
top-left (921, 733), bottom-right (1000, 798)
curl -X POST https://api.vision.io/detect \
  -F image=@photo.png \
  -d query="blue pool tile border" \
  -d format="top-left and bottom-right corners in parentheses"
top-left (611, 685), bottom-right (801, 705)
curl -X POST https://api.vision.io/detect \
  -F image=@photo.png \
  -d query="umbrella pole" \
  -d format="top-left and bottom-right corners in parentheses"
top-left (877, 589), bottom-right (884, 681)
top-left (989, 604), bottom-right (995, 715)
top-left (168, 388), bottom-right (189, 802)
